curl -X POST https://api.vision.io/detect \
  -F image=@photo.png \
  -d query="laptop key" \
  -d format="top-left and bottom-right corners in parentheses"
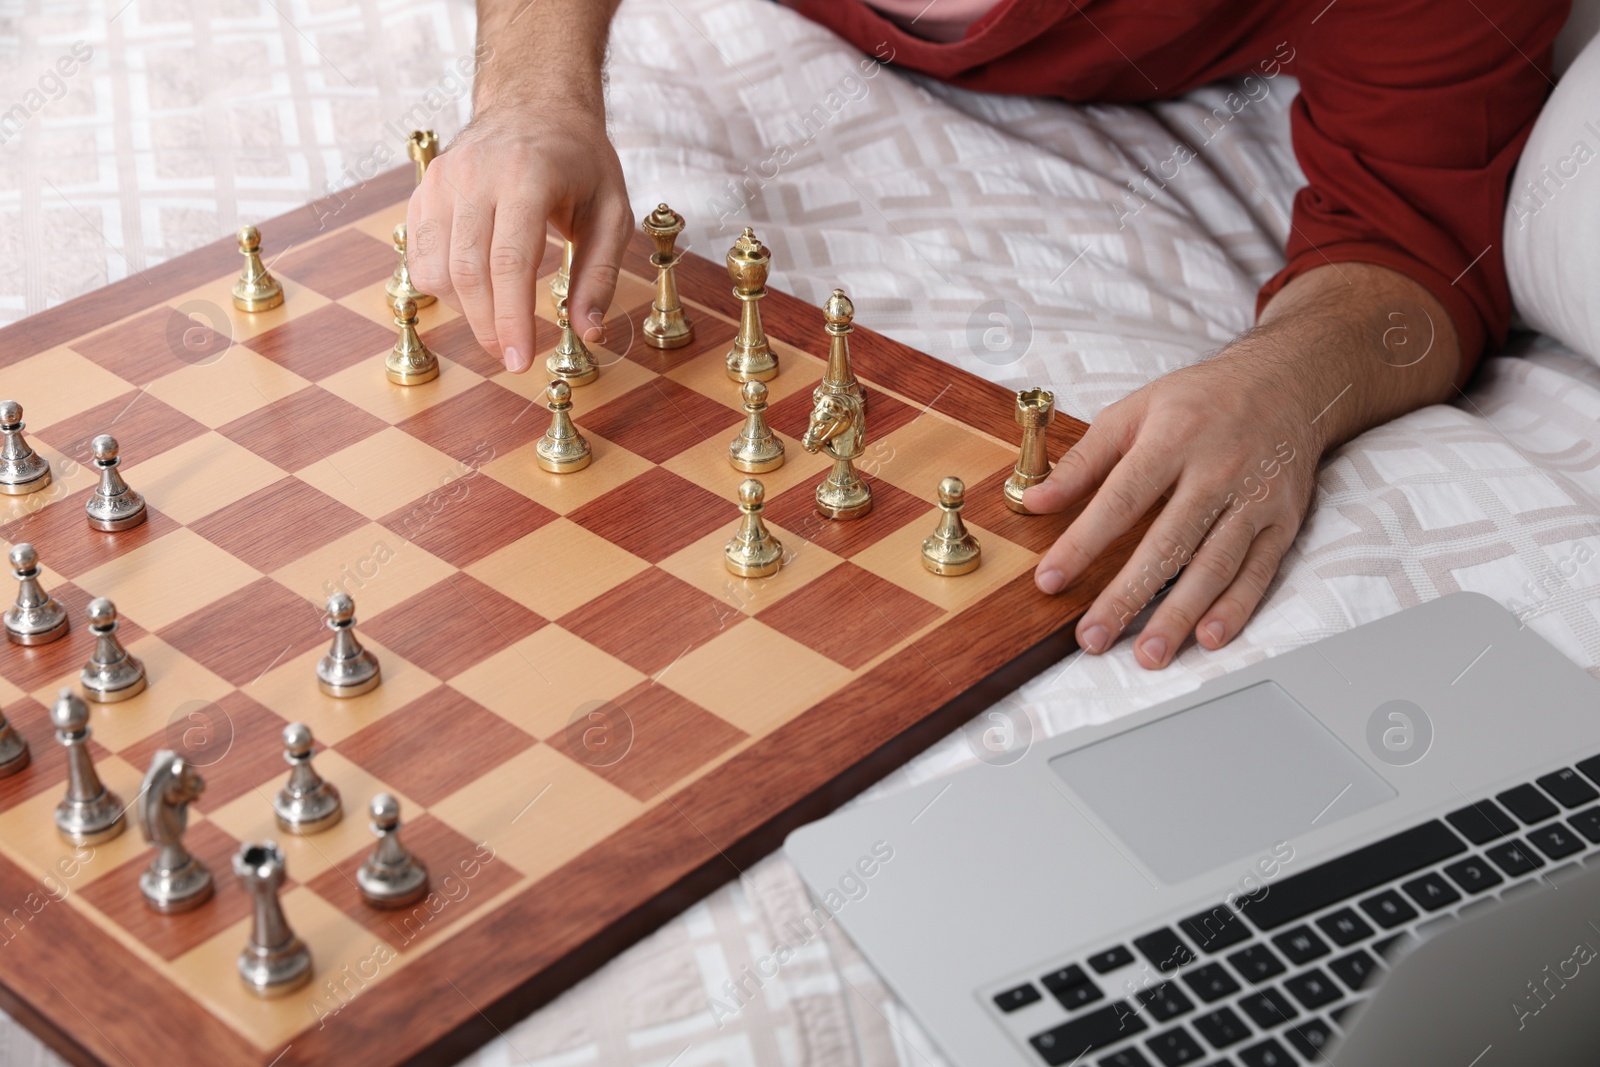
top-left (1528, 823), bottom-right (1585, 860)
top-left (1283, 968), bottom-right (1340, 1009)
top-left (1192, 1006), bottom-right (1250, 1049)
top-left (1136, 928), bottom-right (1197, 973)
top-left (1328, 948), bottom-right (1380, 991)
top-left (1498, 784), bottom-right (1560, 825)
top-left (1443, 856), bottom-right (1504, 894)
top-left (1400, 872), bottom-right (1461, 911)
top-left (1285, 1018), bottom-right (1335, 1059)
top-left (1179, 906), bottom-right (1251, 954)
top-left (1146, 1026), bottom-right (1207, 1066)
top-left (1137, 981), bottom-right (1196, 1022)
top-left (1445, 800), bottom-right (1518, 845)
top-left (1316, 908), bottom-right (1373, 946)
top-left (1042, 964), bottom-right (1105, 1011)
top-left (1270, 926), bottom-right (1329, 964)
top-left (1538, 768), bottom-right (1600, 808)
top-left (1029, 1002), bottom-right (1148, 1065)
top-left (1182, 963), bottom-right (1240, 1003)
top-left (1570, 807), bottom-right (1600, 844)
top-left (1090, 945), bottom-right (1137, 974)
top-left (1098, 1051), bottom-right (1154, 1067)
top-left (1238, 987), bottom-right (1298, 1028)
top-left (1576, 753), bottom-right (1600, 788)
top-left (1359, 889), bottom-right (1418, 928)
top-left (1486, 839), bottom-right (1546, 876)
top-left (1236, 1038), bottom-right (1294, 1067)
top-left (995, 982), bottom-right (1042, 1013)
top-left (1227, 943), bottom-right (1286, 981)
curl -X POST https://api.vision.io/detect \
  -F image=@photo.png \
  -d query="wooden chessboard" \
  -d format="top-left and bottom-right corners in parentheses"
top-left (0, 166), bottom-right (1148, 1067)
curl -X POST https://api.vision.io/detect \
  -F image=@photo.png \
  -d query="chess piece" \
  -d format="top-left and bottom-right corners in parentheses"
top-left (52, 689), bottom-right (125, 846)
top-left (0, 704), bottom-right (30, 779)
top-left (80, 597), bottom-right (147, 703)
top-left (549, 238), bottom-right (573, 305)
top-left (273, 723), bottom-right (342, 834)
top-left (234, 842), bottom-right (312, 996)
top-left (814, 289), bottom-right (865, 407)
top-left (922, 477), bottom-right (982, 575)
top-left (0, 400), bottom-right (51, 495)
top-left (642, 204), bottom-right (694, 349)
top-left (317, 592), bottom-right (381, 697)
top-left (724, 479), bottom-right (784, 578)
top-left (84, 434), bottom-right (148, 531)
top-left (802, 345), bottom-right (872, 521)
top-left (137, 750), bottom-right (212, 913)
top-left (385, 223), bottom-right (435, 309)
top-left (726, 228), bottom-right (777, 381)
top-left (231, 225), bottom-right (284, 312)
top-left (406, 129), bottom-right (438, 185)
top-left (386, 295), bottom-right (440, 386)
top-left (5, 543), bottom-right (68, 646)
top-left (728, 379), bottom-right (785, 473)
top-left (535, 380), bottom-right (592, 473)
top-left (547, 299), bottom-right (599, 386)
top-left (357, 793), bottom-right (429, 908)
top-left (1004, 388), bottom-right (1056, 514)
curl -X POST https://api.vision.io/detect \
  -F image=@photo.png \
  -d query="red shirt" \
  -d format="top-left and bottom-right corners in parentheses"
top-left (790, 0), bottom-right (1569, 379)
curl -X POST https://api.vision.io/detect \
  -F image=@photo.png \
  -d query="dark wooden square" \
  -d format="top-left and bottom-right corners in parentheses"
top-left (566, 467), bottom-right (729, 564)
top-left (337, 686), bottom-right (536, 806)
top-left (543, 680), bottom-right (745, 802)
top-left (0, 581), bottom-right (148, 692)
top-left (577, 378), bottom-right (741, 465)
top-left (0, 696), bottom-right (113, 814)
top-left (270, 229), bottom-right (397, 300)
top-left (68, 304), bottom-right (231, 386)
top-left (622, 312), bottom-right (738, 376)
top-left (188, 477), bottom-right (368, 573)
top-left (362, 575), bottom-right (546, 681)
top-left (961, 466), bottom-right (1078, 554)
top-left (394, 379), bottom-right (546, 464)
top-left (216, 385), bottom-right (388, 470)
top-left (241, 303), bottom-right (394, 382)
top-left (157, 577), bottom-right (325, 688)
top-left (762, 474), bottom-right (932, 559)
top-left (35, 391), bottom-right (208, 468)
top-left (119, 690), bottom-right (290, 813)
top-left (763, 383), bottom-right (921, 443)
top-left (756, 562), bottom-right (944, 670)
top-left (0, 491), bottom-right (180, 579)
top-left (556, 568), bottom-right (736, 676)
top-left (377, 474), bottom-right (557, 569)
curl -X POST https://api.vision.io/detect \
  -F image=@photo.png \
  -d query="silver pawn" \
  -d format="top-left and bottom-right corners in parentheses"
top-left (357, 793), bottom-right (429, 908)
top-left (0, 704), bottom-right (30, 778)
top-left (273, 723), bottom-right (341, 834)
top-left (84, 434), bottom-right (147, 532)
top-left (137, 751), bottom-right (212, 913)
top-left (80, 597), bottom-right (147, 703)
top-left (316, 592), bottom-right (380, 697)
top-left (0, 400), bottom-right (51, 495)
top-left (5, 543), bottom-right (69, 646)
top-left (52, 688), bottom-right (125, 846)
top-left (234, 842), bottom-right (312, 996)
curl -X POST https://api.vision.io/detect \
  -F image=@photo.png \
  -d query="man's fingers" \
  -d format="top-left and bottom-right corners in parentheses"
top-left (406, 177), bottom-right (455, 308)
top-left (488, 199), bottom-right (551, 374)
top-left (1196, 524), bottom-right (1295, 650)
top-left (448, 194), bottom-right (499, 356)
top-left (1021, 421), bottom-right (1123, 514)
top-left (1128, 508), bottom-right (1257, 668)
top-left (567, 195), bottom-right (633, 347)
top-left (1034, 444), bottom-right (1173, 597)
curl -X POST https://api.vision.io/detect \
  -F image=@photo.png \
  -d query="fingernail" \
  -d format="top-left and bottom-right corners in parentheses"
top-left (1140, 635), bottom-right (1168, 665)
top-left (504, 346), bottom-right (527, 373)
top-left (1204, 619), bottom-right (1226, 646)
top-left (1082, 624), bottom-right (1109, 653)
top-left (1036, 568), bottom-right (1065, 595)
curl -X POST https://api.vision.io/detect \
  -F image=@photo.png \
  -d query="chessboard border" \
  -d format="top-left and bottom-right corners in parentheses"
top-left (0, 166), bottom-right (1145, 1067)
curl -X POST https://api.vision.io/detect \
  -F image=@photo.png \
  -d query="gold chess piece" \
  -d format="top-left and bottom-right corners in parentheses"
top-left (802, 392), bottom-right (871, 520)
top-left (642, 204), bottom-right (694, 349)
top-left (231, 225), bottom-right (284, 312)
top-left (814, 288), bottom-right (865, 407)
top-left (550, 239), bottom-right (573, 305)
top-left (1003, 388), bottom-right (1056, 514)
top-left (923, 477), bottom-right (982, 575)
top-left (547, 299), bottom-right (599, 385)
top-left (728, 380), bottom-right (784, 473)
top-left (725, 479), bottom-right (783, 578)
top-left (386, 296), bottom-right (439, 386)
top-left (726, 227), bottom-right (778, 382)
top-left (385, 223), bottom-right (434, 309)
top-left (536, 380), bottom-right (592, 473)
top-left (407, 129), bottom-right (438, 184)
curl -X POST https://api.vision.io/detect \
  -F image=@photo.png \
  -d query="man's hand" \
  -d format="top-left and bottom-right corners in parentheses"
top-left (1024, 262), bottom-right (1462, 668)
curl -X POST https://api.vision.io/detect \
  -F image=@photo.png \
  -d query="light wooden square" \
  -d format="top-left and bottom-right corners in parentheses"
top-left (77, 528), bottom-right (261, 631)
top-left (296, 427), bottom-right (463, 520)
top-left (660, 427), bottom-right (832, 502)
top-left (242, 637), bottom-right (440, 746)
top-left (269, 522), bottom-right (456, 618)
top-left (655, 519), bottom-right (843, 619)
top-left (121, 431), bottom-right (287, 525)
top-left (0, 755), bottom-right (149, 889)
top-left (6, 347), bottom-right (137, 428)
top-left (334, 277), bottom-right (462, 331)
top-left (479, 432), bottom-right (653, 516)
top-left (869, 411), bottom-right (1016, 500)
top-left (848, 519), bottom-right (1038, 616)
top-left (464, 519), bottom-right (650, 622)
top-left (170, 271), bottom-right (331, 344)
top-left (657, 621), bottom-right (854, 738)
top-left (347, 207), bottom-right (410, 246)
top-left (449, 626), bottom-right (646, 740)
top-left (489, 354), bottom-right (657, 410)
top-left (144, 346), bottom-right (313, 429)
top-left (665, 333), bottom-right (828, 406)
top-left (317, 356), bottom-right (484, 427)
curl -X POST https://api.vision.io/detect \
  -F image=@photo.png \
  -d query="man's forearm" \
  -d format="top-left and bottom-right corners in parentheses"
top-left (474, 0), bottom-right (624, 115)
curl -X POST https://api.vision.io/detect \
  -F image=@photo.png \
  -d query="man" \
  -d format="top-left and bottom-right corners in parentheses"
top-left (404, 0), bottom-right (1567, 669)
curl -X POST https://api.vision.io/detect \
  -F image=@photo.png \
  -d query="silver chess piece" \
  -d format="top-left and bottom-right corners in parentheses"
top-left (0, 704), bottom-right (31, 778)
top-left (80, 597), bottom-right (147, 703)
top-left (728, 379), bottom-right (784, 473)
top-left (234, 842), bottom-right (312, 996)
top-left (52, 689), bottom-right (124, 846)
top-left (0, 400), bottom-right (51, 496)
top-left (317, 592), bottom-right (381, 697)
top-left (137, 751), bottom-right (212, 913)
top-left (357, 793), bottom-right (429, 909)
top-left (5, 543), bottom-right (69, 646)
top-left (922, 477), bottom-right (982, 576)
top-left (84, 434), bottom-right (147, 531)
top-left (273, 723), bottom-right (341, 834)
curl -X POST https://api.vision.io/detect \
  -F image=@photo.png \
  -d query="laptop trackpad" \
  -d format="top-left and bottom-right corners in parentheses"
top-left (1049, 681), bottom-right (1397, 884)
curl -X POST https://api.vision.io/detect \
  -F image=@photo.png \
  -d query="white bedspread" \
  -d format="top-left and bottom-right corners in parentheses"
top-left (5, 1), bottom-right (1600, 1064)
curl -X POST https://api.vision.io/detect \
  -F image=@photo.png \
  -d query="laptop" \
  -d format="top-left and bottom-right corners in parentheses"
top-left (785, 591), bottom-right (1600, 1066)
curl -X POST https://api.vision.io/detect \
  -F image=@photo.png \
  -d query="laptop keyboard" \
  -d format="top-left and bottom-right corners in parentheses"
top-left (989, 753), bottom-right (1600, 1066)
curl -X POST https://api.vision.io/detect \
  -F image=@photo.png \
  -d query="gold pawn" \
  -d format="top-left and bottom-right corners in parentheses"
top-left (1003, 388), bottom-right (1056, 514)
top-left (547, 299), bottom-right (599, 386)
top-left (724, 479), bottom-right (783, 578)
top-left (728, 380), bottom-right (784, 473)
top-left (385, 223), bottom-right (434, 309)
top-left (232, 226), bottom-right (284, 313)
top-left (922, 477), bottom-right (981, 575)
top-left (536, 380), bottom-right (592, 474)
top-left (385, 296), bottom-right (439, 386)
